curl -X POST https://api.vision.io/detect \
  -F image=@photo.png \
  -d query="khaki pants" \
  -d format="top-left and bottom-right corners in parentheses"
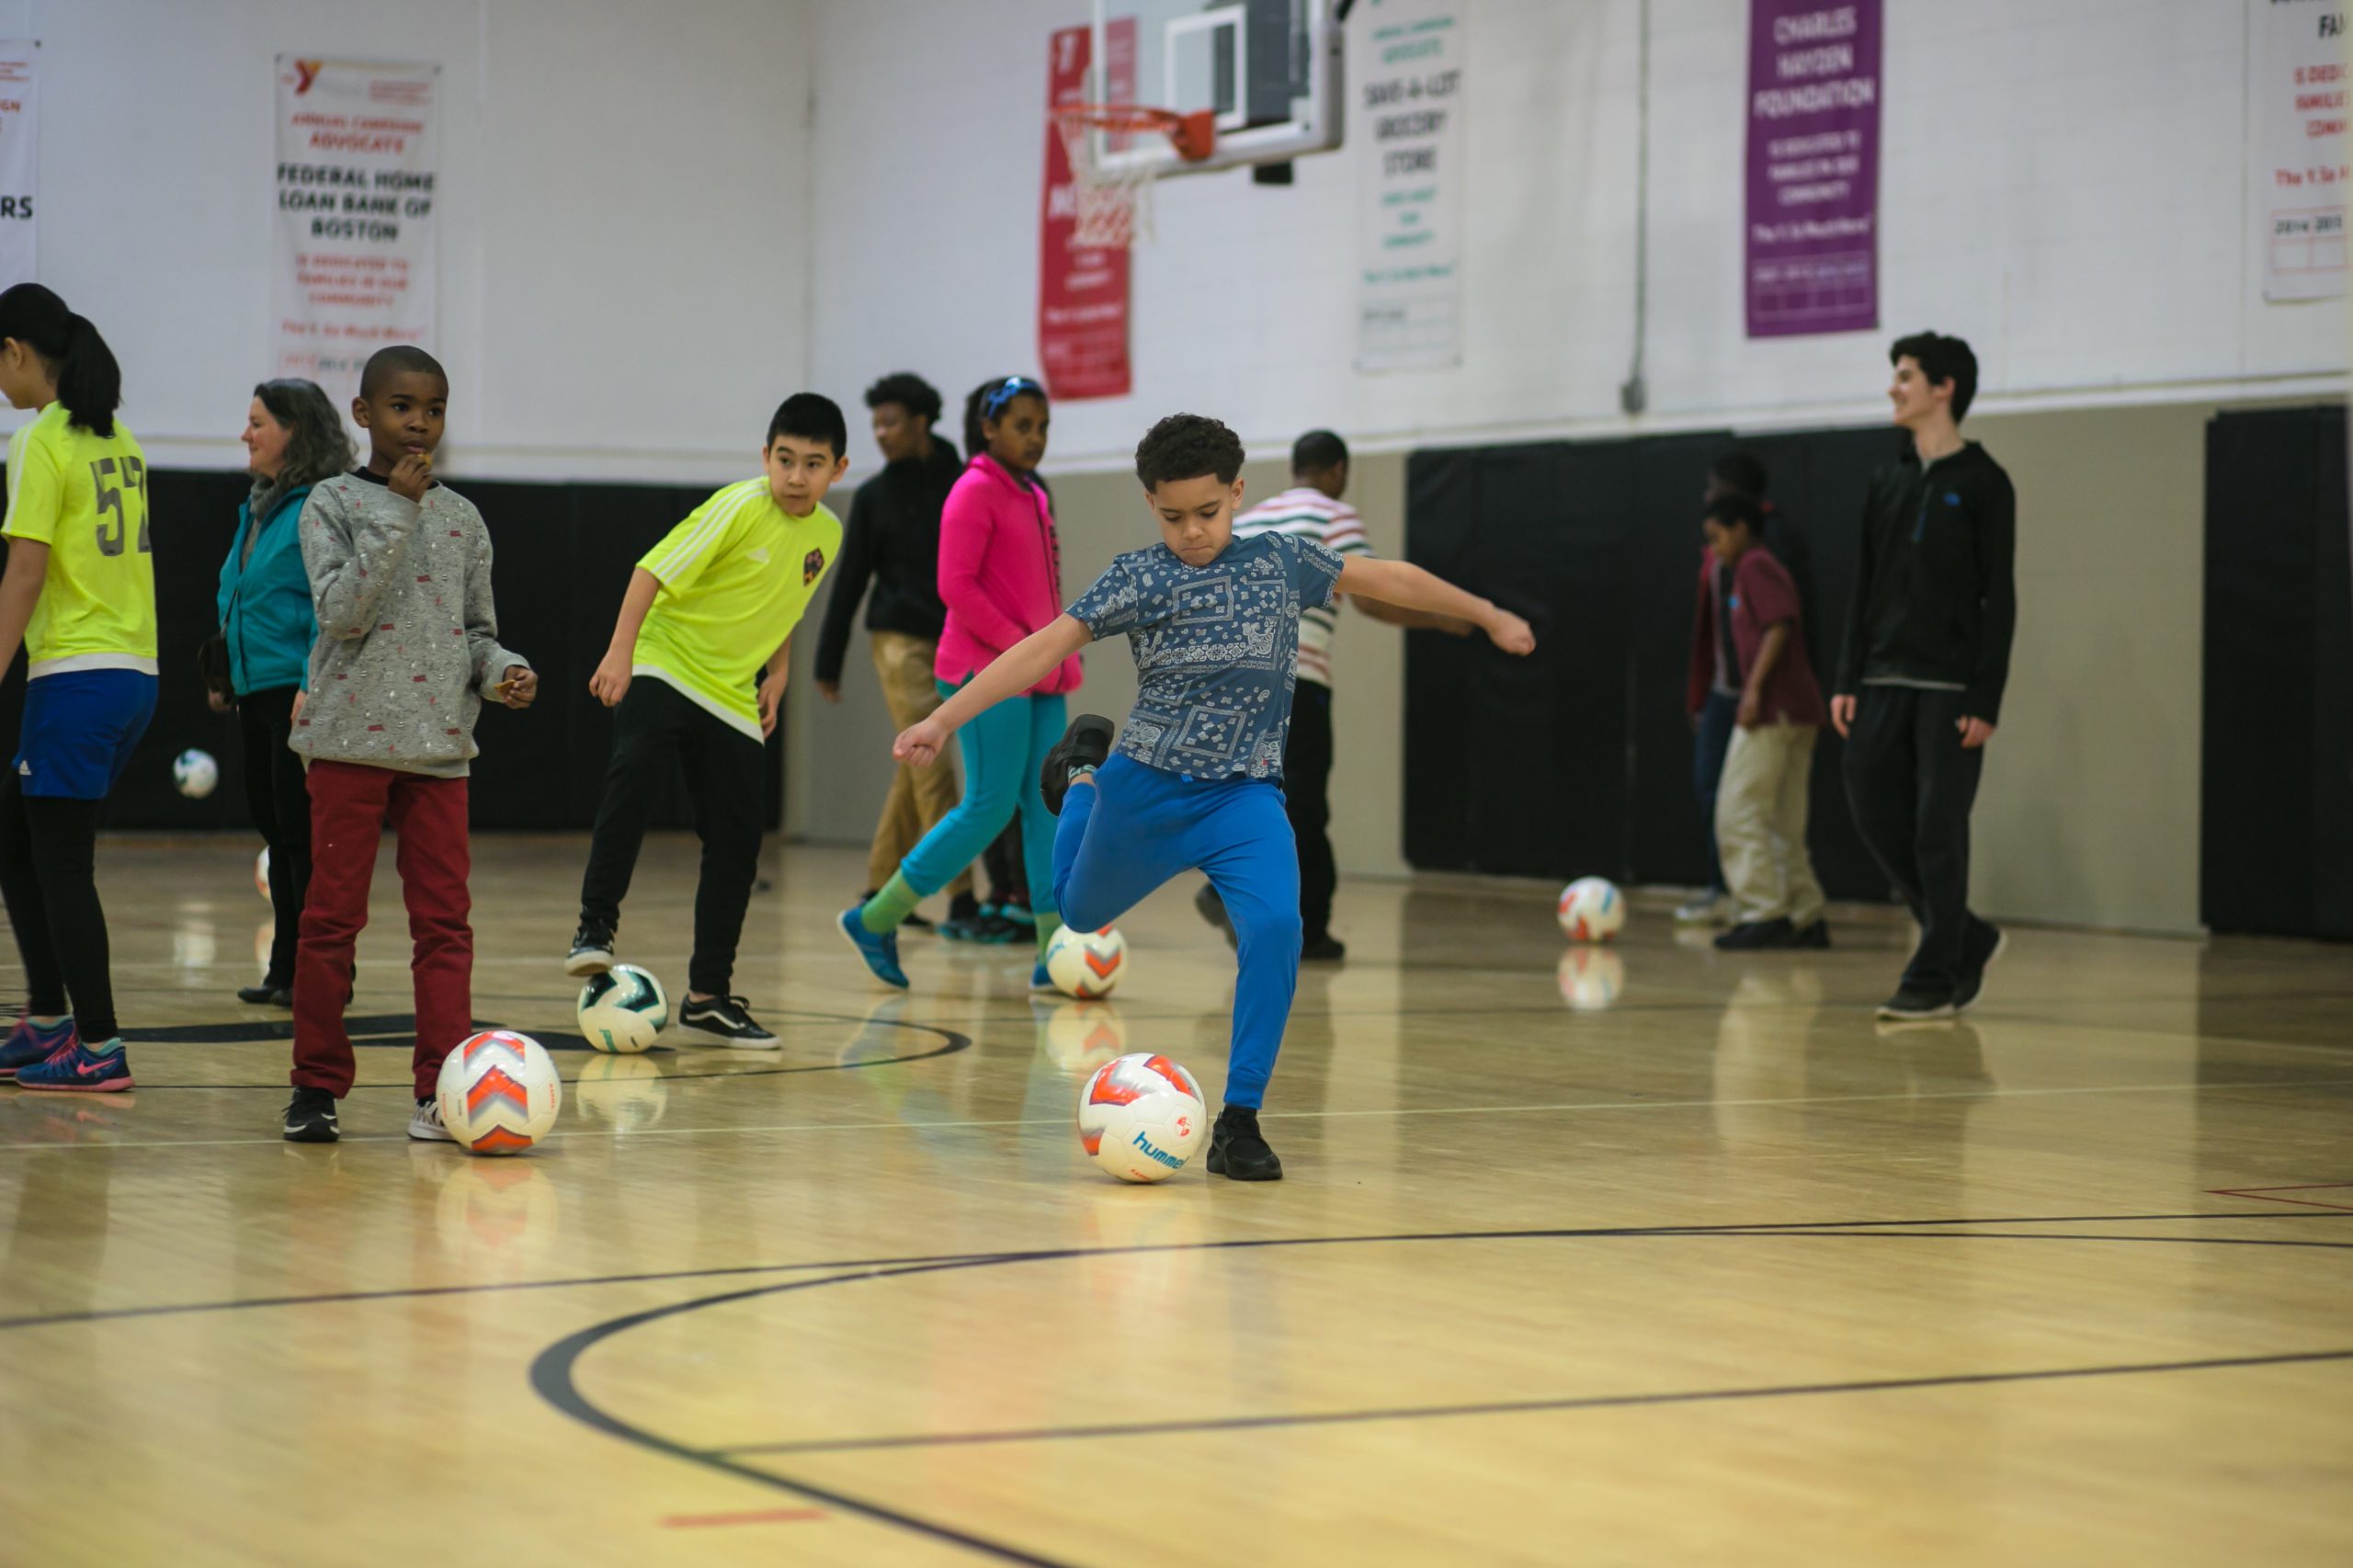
top-left (867, 631), bottom-right (972, 899)
top-left (1715, 720), bottom-right (1825, 926)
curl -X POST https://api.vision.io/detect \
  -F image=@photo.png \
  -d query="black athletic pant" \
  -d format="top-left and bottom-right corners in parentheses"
top-left (1285, 683), bottom-right (1337, 942)
top-left (578, 677), bottom-right (765, 997)
top-left (1841, 685), bottom-right (1985, 994)
top-left (239, 687), bottom-right (313, 987)
top-left (0, 776), bottom-right (117, 1040)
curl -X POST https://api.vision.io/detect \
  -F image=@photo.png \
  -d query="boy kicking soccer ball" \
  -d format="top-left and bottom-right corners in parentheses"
top-left (888, 415), bottom-right (1534, 1178)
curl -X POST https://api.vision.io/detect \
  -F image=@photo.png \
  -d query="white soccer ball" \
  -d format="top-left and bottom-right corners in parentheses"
top-left (1045, 925), bottom-right (1128, 998)
top-left (1557, 877), bottom-right (1626, 943)
top-left (1075, 1051), bottom-right (1206, 1184)
top-left (173, 748), bottom-right (219, 799)
top-left (255, 846), bottom-right (272, 903)
top-left (436, 1029), bottom-right (563, 1155)
top-left (576, 963), bottom-right (669, 1053)
top-left (1556, 947), bottom-right (1627, 1011)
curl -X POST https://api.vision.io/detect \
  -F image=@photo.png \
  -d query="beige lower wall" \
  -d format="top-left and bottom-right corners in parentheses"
top-left (789, 399), bottom-right (2322, 934)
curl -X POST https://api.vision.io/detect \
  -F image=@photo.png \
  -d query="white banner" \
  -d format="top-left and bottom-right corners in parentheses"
top-left (0, 42), bottom-right (37, 285)
top-left (1355, 0), bottom-right (1462, 371)
top-left (2257, 0), bottom-right (2349, 302)
top-left (273, 57), bottom-right (439, 409)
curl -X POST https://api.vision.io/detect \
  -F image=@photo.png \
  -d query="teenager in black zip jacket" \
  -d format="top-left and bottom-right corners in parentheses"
top-left (1830, 332), bottom-right (2016, 1022)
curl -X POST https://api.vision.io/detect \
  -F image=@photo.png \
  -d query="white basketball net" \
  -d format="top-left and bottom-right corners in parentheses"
top-left (1056, 111), bottom-right (1157, 248)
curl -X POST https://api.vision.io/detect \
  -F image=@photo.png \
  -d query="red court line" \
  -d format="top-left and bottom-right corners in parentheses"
top-left (662, 1507), bottom-right (826, 1528)
top-left (2210, 1186), bottom-right (2353, 1212)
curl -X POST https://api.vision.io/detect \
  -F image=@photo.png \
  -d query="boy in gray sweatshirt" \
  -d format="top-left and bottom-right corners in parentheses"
top-left (280, 346), bottom-right (536, 1146)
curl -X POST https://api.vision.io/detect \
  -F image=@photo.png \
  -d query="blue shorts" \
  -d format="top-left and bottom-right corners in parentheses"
top-left (15, 668), bottom-right (158, 800)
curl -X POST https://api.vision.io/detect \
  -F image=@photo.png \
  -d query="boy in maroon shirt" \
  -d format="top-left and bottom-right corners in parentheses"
top-left (1688, 493), bottom-right (1830, 950)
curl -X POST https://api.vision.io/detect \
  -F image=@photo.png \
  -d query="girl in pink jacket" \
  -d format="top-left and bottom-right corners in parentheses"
top-left (842, 376), bottom-right (1080, 985)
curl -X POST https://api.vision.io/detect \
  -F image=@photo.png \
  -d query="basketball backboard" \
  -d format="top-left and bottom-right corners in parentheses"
top-left (1088, 0), bottom-right (1346, 177)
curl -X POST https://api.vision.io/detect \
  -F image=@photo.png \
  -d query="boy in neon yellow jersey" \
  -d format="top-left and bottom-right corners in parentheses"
top-left (568, 394), bottom-right (847, 1047)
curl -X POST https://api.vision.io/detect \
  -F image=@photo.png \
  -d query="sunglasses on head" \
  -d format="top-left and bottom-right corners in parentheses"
top-left (983, 376), bottom-right (1045, 420)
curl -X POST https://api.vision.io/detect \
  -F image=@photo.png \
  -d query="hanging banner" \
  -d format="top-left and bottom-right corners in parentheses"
top-left (2257, 0), bottom-right (2349, 302)
top-left (273, 58), bottom-right (439, 412)
top-left (0, 42), bottom-right (37, 286)
top-left (1039, 24), bottom-right (1132, 402)
top-left (1355, 0), bottom-right (1462, 372)
top-left (1744, 1), bottom-right (1881, 338)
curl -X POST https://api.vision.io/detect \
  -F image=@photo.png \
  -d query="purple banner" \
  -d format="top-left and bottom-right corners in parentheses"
top-left (1745, 1), bottom-right (1881, 337)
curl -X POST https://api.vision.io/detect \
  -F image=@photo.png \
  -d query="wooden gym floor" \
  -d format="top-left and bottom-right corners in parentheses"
top-left (1, 835), bottom-right (2348, 1567)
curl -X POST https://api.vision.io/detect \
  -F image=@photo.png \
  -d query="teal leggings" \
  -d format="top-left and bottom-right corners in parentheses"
top-left (895, 682), bottom-right (1064, 918)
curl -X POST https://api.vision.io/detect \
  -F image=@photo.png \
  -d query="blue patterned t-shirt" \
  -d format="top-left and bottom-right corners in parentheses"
top-left (1066, 530), bottom-right (1346, 780)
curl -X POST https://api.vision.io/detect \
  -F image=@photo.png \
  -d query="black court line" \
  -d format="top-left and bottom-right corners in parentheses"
top-left (528, 1215), bottom-right (2353, 1566)
top-left (95, 1011), bottom-right (970, 1091)
top-left (711, 1345), bottom-right (2353, 1459)
top-left (7, 1208), bottom-right (2343, 1334)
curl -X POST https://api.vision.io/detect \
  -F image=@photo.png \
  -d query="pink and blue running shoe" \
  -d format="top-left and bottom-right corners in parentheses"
top-left (15, 1037), bottom-right (134, 1093)
top-left (0, 1016), bottom-right (77, 1082)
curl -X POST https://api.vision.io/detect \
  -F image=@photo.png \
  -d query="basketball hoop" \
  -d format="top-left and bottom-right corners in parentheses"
top-left (1051, 103), bottom-right (1216, 248)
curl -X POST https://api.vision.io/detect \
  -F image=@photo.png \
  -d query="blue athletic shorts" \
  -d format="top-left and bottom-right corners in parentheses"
top-left (15, 667), bottom-right (159, 800)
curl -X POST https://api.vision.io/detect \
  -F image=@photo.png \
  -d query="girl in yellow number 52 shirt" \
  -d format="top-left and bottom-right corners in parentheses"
top-left (0, 284), bottom-right (154, 1094)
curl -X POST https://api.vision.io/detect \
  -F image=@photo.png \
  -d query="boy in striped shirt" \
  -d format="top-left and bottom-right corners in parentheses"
top-left (566, 395), bottom-right (847, 1047)
top-left (1199, 430), bottom-right (1471, 960)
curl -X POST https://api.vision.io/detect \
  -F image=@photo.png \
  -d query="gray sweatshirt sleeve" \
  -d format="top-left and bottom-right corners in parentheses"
top-left (463, 513), bottom-right (529, 690)
top-left (303, 482), bottom-right (424, 640)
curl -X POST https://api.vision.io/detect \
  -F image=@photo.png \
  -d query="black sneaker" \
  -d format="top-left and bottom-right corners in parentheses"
top-left (1302, 935), bottom-right (1347, 963)
top-left (1205, 1105), bottom-right (1283, 1181)
top-left (1040, 714), bottom-right (1116, 815)
top-left (1876, 986), bottom-right (1958, 1023)
top-left (1790, 920), bottom-right (1832, 949)
top-left (1715, 917), bottom-right (1797, 950)
top-left (679, 994), bottom-right (780, 1049)
top-left (1955, 919), bottom-right (2007, 1011)
top-left (238, 983), bottom-right (294, 1006)
top-left (282, 1086), bottom-right (339, 1142)
top-left (565, 922), bottom-right (616, 978)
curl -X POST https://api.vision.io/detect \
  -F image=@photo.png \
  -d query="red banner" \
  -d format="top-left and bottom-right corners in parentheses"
top-left (1039, 24), bottom-right (1131, 401)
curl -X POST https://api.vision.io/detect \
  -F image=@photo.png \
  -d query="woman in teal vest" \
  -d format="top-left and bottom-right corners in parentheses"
top-left (215, 379), bottom-right (352, 1006)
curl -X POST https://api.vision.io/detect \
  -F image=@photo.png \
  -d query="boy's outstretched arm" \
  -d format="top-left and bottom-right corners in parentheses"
top-left (894, 615), bottom-right (1091, 767)
top-left (1336, 556), bottom-right (1536, 654)
top-left (591, 567), bottom-right (662, 707)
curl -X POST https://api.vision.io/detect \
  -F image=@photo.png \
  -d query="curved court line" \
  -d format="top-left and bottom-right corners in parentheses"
top-left (84, 1011), bottom-right (971, 1092)
top-left (528, 1218), bottom-right (2353, 1565)
top-left (9, 1209), bottom-right (2341, 1334)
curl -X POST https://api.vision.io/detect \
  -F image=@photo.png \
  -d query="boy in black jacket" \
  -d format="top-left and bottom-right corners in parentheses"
top-left (1830, 332), bottom-right (2016, 1022)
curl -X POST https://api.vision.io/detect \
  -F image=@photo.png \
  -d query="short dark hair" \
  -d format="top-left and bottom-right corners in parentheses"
top-left (1706, 493), bottom-right (1766, 534)
top-left (864, 371), bottom-right (942, 424)
top-left (767, 392), bottom-right (848, 459)
top-left (254, 379), bottom-right (357, 489)
top-left (1891, 331), bottom-right (1979, 421)
top-left (358, 345), bottom-right (447, 401)
top-left (1135, 414), bottom-right (1245, 488)
top-left (1291, 428), bottom-right (1347, 474)
top-left (1709, 451), bottom-right (1768, 500)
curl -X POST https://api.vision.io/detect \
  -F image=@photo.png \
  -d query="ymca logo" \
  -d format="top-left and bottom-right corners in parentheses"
top-left (290, 60), bottom-right (323, 95)
top-left (803, 549), bottom-right (825, 585)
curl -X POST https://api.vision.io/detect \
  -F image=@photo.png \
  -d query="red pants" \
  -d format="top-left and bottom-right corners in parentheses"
top-left (291, 760), bottom-right (473, 1098)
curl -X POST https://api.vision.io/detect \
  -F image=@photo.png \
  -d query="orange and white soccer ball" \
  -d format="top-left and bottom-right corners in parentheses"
top-left (1045, 925), bottom-right (1128, 998)
top-left (1075, 1051), bottom-right (1205, 1183)
top-left (1557, 877), bottom-right (1625, 943)
top-left (436, 1029), bottom-right (563, 1156)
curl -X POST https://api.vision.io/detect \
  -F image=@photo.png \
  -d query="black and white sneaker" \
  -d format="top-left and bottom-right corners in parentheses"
top-left (408, 1095), bottom-right (456, 1142)
top-left (282, 1086), bottom-right (339, 1143)
top-left (679, 994), bottom-right (780, 1049)
top-left (565, 922), bottom-right (616, 978)
top-left (1039, 714), bottom-right (1117, 815)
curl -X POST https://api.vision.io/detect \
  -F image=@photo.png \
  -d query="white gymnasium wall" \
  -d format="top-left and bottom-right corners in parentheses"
top-left (0, 0), bottom-right (815, 482)
top-left (805, 0), bottom-right (2344, 465)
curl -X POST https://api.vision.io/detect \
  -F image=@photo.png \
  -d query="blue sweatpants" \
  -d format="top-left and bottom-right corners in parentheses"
top-left (1052, 755), bottom-right (1301, 1108)
top-left (897, 683), bottom-right (1064, 920)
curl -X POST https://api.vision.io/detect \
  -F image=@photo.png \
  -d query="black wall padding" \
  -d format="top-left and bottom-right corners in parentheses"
top-left (1404, 426), bottom-right (1909, 899)
top-left (0, 469), bottom-right (783, 835)
top-left (2200, 406), bottom-right (2353, 940)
